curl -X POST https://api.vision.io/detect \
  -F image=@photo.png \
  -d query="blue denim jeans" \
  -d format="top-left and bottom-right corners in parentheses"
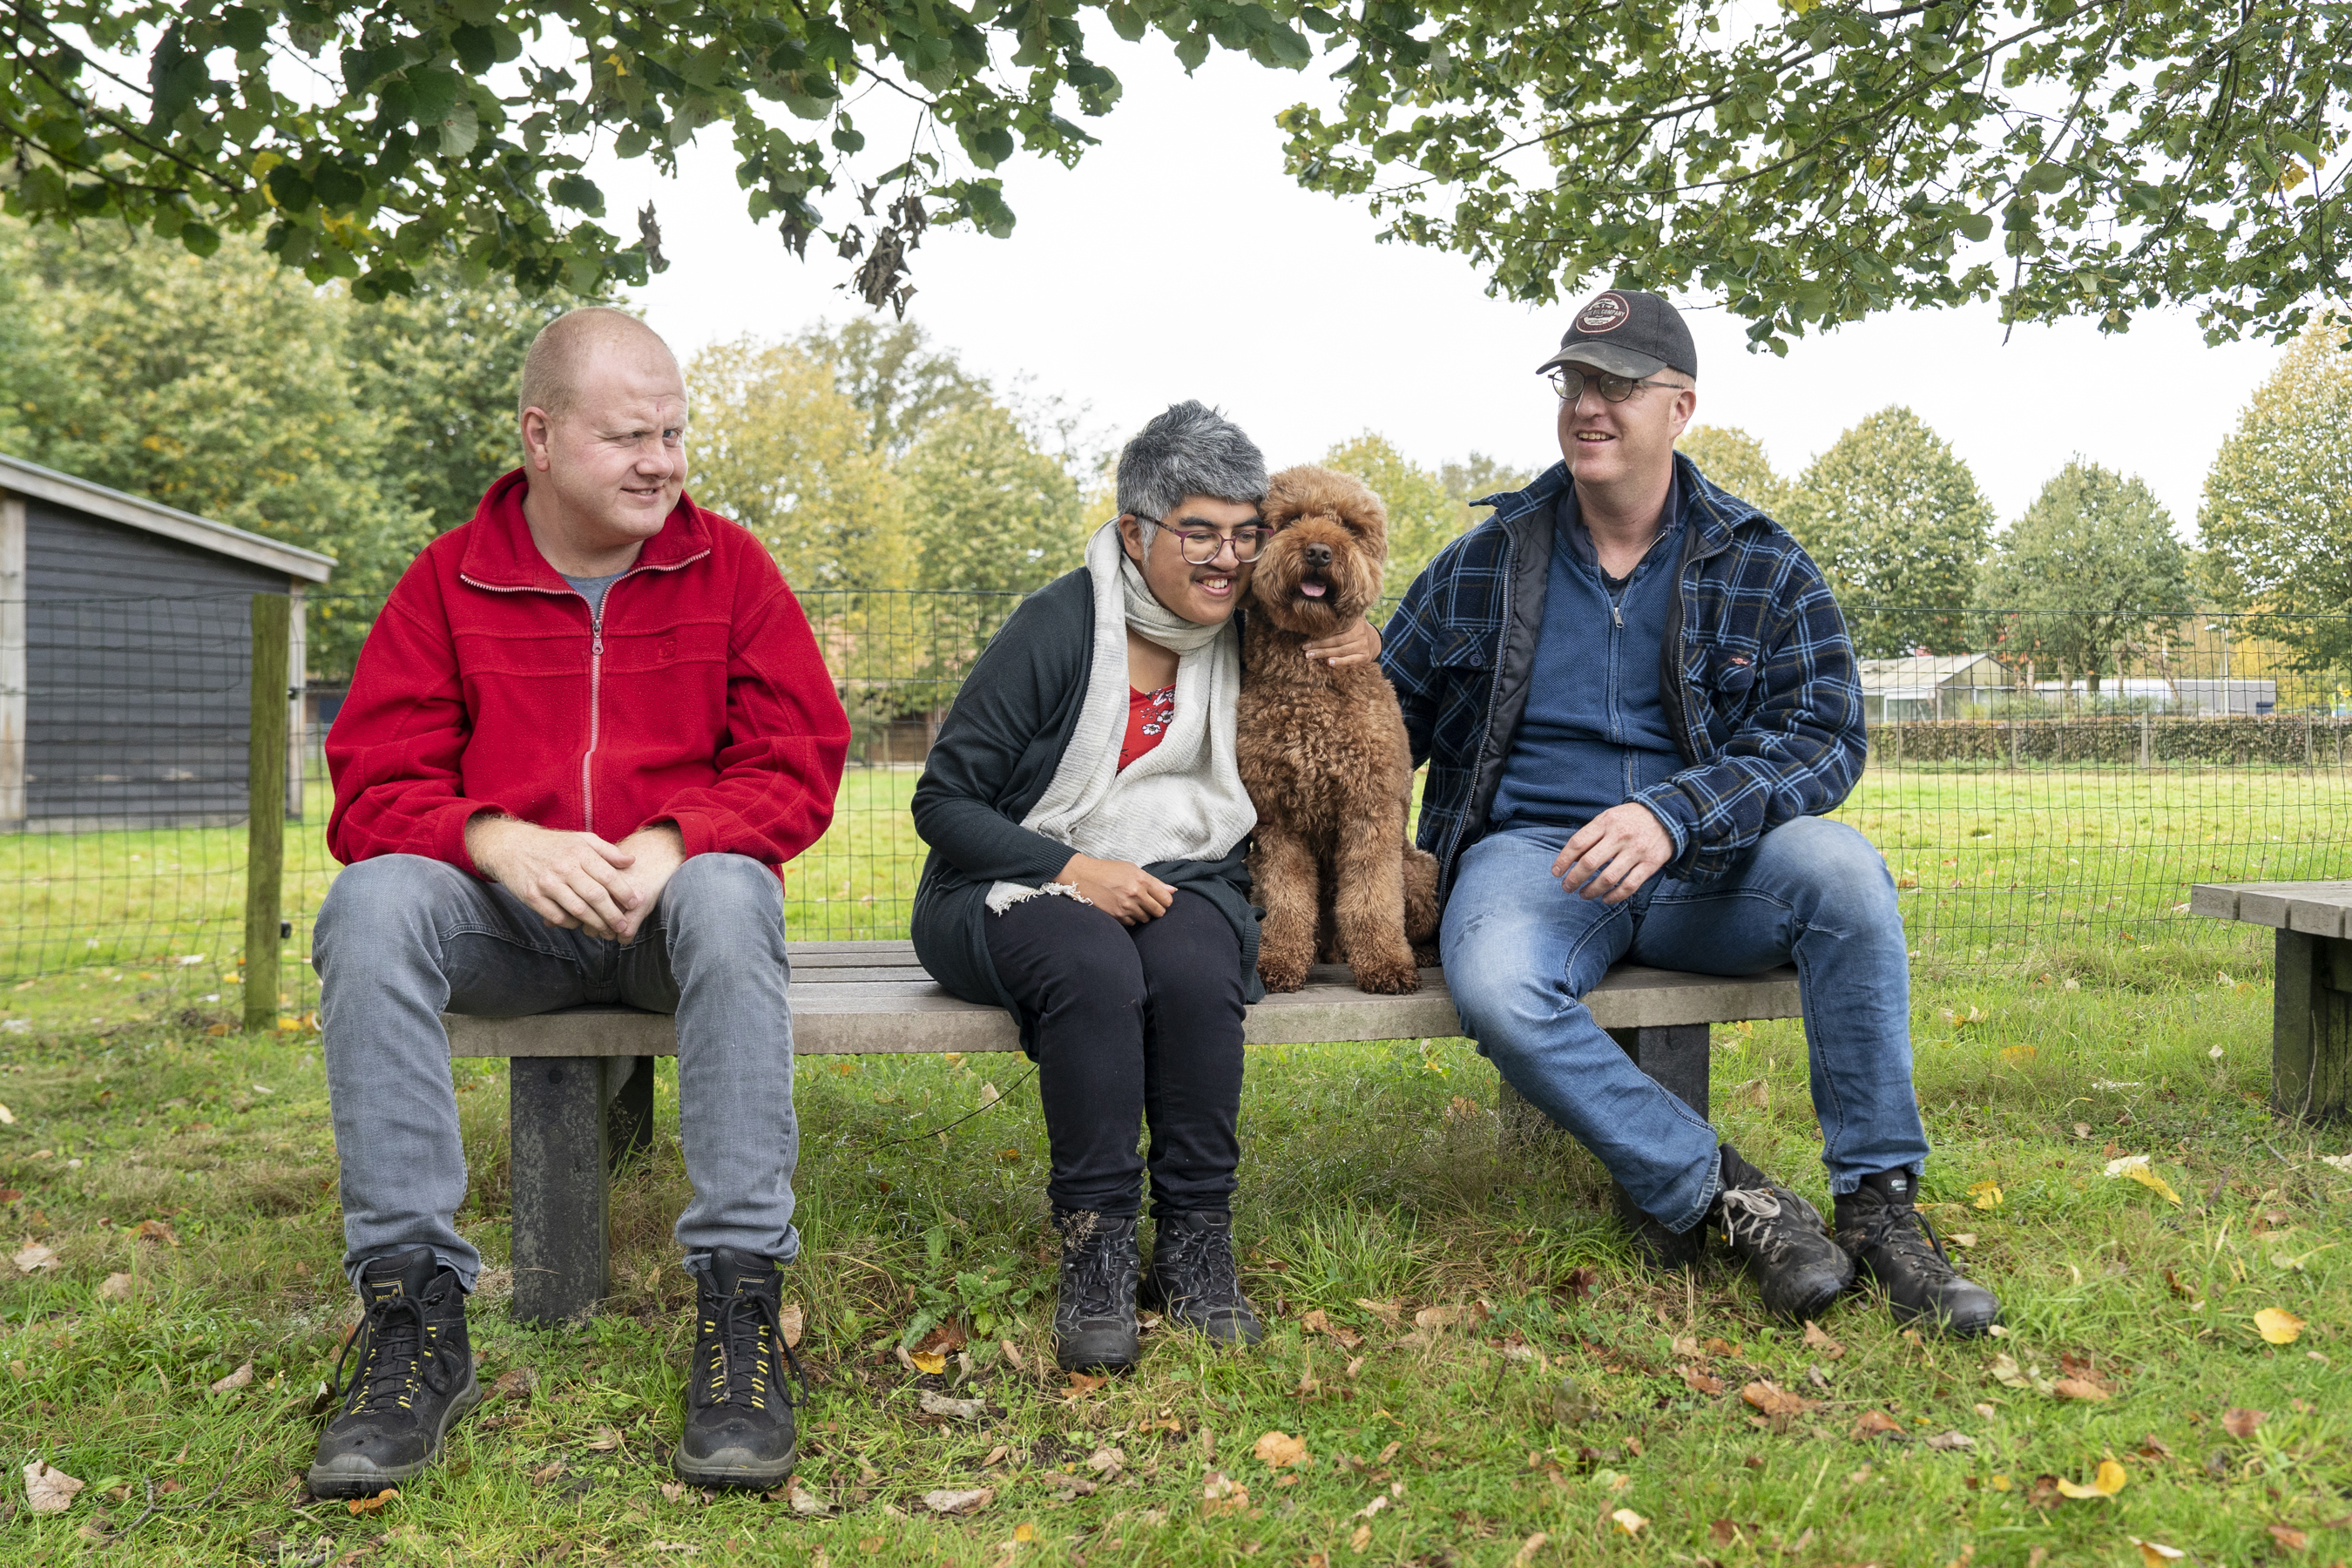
top-left (313, 852), bottom-right (800, 1289)
top-left (1441, 815), bottom-right (1928, 1233)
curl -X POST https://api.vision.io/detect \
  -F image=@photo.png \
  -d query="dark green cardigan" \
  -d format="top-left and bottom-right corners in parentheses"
top-left (908, 569), bottom-right (1265, 1052)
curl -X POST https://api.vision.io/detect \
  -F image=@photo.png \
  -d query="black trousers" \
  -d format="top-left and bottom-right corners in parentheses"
top-left (983, 889), bottom-right (1247, 1219)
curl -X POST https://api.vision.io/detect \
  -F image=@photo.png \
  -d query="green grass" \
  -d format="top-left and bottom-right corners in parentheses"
top-left (3, 944), bottom-right (2348, 1565)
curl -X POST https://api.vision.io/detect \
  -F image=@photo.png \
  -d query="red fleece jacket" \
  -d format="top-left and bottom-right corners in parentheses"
top-left (326, 471), bottom-right (849, 875)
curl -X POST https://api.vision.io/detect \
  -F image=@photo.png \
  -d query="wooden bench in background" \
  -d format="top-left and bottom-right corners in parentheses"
top-left (2192, 881), bottom-right (2351, 1125)
top-left (447, 939), bottom-right (1802, 1322)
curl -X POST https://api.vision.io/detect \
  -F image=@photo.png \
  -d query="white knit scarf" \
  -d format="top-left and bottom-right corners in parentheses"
top-left (985, 519), bottom-right (1257, 913)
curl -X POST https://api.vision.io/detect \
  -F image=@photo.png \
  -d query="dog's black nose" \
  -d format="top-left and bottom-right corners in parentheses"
top-left (1302, 542), bottom-right (1334, 568)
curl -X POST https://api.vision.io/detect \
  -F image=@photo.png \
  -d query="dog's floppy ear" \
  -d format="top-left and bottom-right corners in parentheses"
top-left (1261, 466), bottom-right (1318, 530)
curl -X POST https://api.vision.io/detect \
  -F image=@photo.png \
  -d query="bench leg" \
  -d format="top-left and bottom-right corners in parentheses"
top-left (2273, 930), bottom-right (2352, 1124)
top-left (509, 1057), bottom-right (612, 1325)
top-left (1607, 1024), bottom-right (1712, 1269)
top-left (1493, 1024), bottom-right (1713, 1267)
top-left (606, 1055), bottom-right (656, 1173)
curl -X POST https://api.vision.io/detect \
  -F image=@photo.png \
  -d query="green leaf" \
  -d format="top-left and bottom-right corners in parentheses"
top-left (1956, 212), bottom-right (1992, 242)
top-left (178, 222), bottom-right (222, 257)
top-left (548, 173), bottom-right (605, 215)
top-left (2022, 162), bottom-right (2070, 193)
top-left (265, 164), bottom-right (314, 213)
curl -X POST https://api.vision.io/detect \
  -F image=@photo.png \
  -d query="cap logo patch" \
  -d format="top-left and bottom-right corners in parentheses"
top-left (1575, 291), bottom-right (1632, 334)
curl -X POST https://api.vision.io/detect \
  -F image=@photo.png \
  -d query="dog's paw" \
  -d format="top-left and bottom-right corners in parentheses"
top-left (1350, 961), bottom-right (1421, 995)
top-left (1257, 958), bottom-right (1311, 993)
top-left (1410, 943), bottom-right (1441, 969)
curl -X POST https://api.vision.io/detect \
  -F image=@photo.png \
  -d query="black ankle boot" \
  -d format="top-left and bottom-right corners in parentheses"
top-left (308, 1247), bottom-right (479, 1498)
top-left (1711, 1144), bottom-right (1855, 1323)
top-left (1141, 1211), bottom-right (1264, 1348)
top-left (674, 1247), bottom-right (802, 1489)
top-left (1052, 1211), bottom-right (1141, 1374)
top-left (1835, 1171), bottom-right (2001, 1338)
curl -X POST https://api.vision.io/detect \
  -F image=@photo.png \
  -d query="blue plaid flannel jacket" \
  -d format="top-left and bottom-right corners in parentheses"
top-left (1381, 453), bottom-right (1867, 902)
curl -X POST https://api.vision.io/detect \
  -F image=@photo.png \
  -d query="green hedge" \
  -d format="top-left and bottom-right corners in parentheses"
top-left (1872, 714), bottom-right (2352, 767)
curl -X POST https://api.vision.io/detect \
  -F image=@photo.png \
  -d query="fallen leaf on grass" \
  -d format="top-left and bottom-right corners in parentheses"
top-left (1511, 1532), bottom-right (1549, 1566)
top-left (2221, 1408), bottom-right (2265, 1438)
top-left (1850, 1410), bottom-right (1903, 1440)
top-left (1557, 1266), bottom-right (1598, 1300)
top-left (913, 1320), bottom-right (970, 1357)
top-left (97, 1273), bottom-right (134, 1301)
top-left (1085, 1447), bottom-right (1126, 1477)
top-left (12, 1243), bottom-right (57, 1273)
top-left (923, 1487), bottom-right (992, 1516)
top-left (2053, 1459), bottom-right (2126, 1499)
top-left (1802, 1321), bottom-right (1846, 1360)
top-left (1013, 1523), bottom-right (1038, 1543)
top-left (2254, 1308), bottom-right (2305, 1345)
top-left (348, 1488), bottom-right (398, 1515)
top-left (209, 1362), bottom-right (253, 1394)
top-left (919, 1390), bottom-right (985, 1421)
top-left (1353, 1495), bottom-right (1391, 1521)
top-left (1254, 1431), bottom-right (1307, 1468)
top-left (1413, 1303), bottom-right (1487, 1331)
top-left (24, 1461), bottom-right (83, 1514)
top-left (530, 1460), bottom-right (565, 1484)
top-left (1967, 1181), bottom-right (2004, 1210)
top-left (2052, 1378), bottom-right (2110, 1402)
top-left (490, 1369), bottom-right (536, 1402)
top-left (134, 1219), bottom-right (179, 1247)
top-left (1610, 1508), bottom-right (1647, 1536)
top-left (659, 1481), bottom-right (686, 1503)
top-left (2102, 1155), bottom-right (2184, 1206)
top-left (1200, 1471), bottom-right (1249, 1515)
top-left (909, 1350), bottom-right (948, 1375)
top-left (1925, 1431), bottom-right (1976, 1451)
top-left (2129, 1539), bottom-right (2186, 1567)
top-left (998, 1340), bottom-right (1024, 1371)
top-left (1949, 1233), bottom-right (1978, 1247)
top-left (1064, 1371), bottom-right (1106, 1397)
top-left (1301, 1308), bottom-right (1363, 1349)
top-left (1677, 1365), bottom-right (1725, 1396)
top-left (584, 1427), bottom-right (622, 1453)
top-left (1348, 1523), bottom-right (1373, 1553)
top-left (780, 1302), bottom-right (804, 1348)
top-left (1740, 1382), bottom-right (1820, 1418)
top-left (1352, 1298), bottom-right (1403, 1327)
top-left (780, 1477), bottom-right (831, 1516)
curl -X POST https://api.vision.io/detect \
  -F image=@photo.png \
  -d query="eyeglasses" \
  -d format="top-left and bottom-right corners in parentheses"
top-left (1138, 516), bottom-right (1271, 564)
top-left (1546, 368), bottom-right (1689, 404)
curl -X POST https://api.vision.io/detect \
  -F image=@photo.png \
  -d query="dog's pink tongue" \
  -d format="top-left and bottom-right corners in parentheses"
top-left (1300, 581), bottom-right (1327, 597)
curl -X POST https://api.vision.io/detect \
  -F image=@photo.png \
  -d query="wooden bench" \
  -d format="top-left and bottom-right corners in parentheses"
top-left (2191, 882), bottom-right (2351, 1125)
top-left (447, 940), bottom-right (1802, 1322)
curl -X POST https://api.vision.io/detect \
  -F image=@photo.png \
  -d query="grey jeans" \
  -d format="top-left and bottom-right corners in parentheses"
top-left (312, 852), bottom-right (799, 1289)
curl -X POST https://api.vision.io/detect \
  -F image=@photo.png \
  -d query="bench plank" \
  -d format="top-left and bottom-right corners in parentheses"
top-left (445, 960), bottom-right (1802, 1058)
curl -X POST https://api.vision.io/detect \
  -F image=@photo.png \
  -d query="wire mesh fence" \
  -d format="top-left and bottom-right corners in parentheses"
top-left (0, 593), bottom-right (2345, 1029)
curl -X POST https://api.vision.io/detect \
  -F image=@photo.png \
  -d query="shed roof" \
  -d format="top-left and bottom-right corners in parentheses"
top-left (1855, 652), bottom-right (2011, 691)
top-left (0, 451), bottom-right (336, 585)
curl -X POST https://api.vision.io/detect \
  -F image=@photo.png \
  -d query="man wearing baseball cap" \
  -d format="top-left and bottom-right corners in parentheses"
top-left (1377, 287), bottom-right (1998, 1337)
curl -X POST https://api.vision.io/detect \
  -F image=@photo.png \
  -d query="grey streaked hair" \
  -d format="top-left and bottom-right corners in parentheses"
top-left (1115, 402), bottom-right (1268, 545)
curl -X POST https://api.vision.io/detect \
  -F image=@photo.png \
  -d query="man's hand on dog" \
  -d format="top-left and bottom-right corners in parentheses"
top-left (1551, 804), bottom-right (1676, 903)
top-left (467, 814), bottom-right (685, 942)
top-left (1301, 615), bottom-right (1382, 669)
top-left (1058, 853), bottom-right (1178, 924)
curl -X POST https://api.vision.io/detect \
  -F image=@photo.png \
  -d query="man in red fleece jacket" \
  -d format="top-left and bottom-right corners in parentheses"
top-left (307, 308), bottom-right (848, 1499)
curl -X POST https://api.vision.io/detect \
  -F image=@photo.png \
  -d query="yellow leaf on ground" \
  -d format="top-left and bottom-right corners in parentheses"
top-left (909, 1350), bottom-right (947, 1375)
top-left (1254, 1431), bottom-right (1307, 1468)
top-left (2000, 1044), bottom-right (2037, 1065)
top-left (1968, 1181), bottom-right (2004, 1210)
top-left (347, 1487), bottom-right (398, 1516)
top-left (2130, 1539), bottom-right (2186, 1567)
top-left (1013, 1522), bottom-right (1038, 1543)
top-left (1850, 1409), bottom-right (1903, 1439)
top-left (2052, 1377), bottom-right (2110, 1402)
top-left (2053, 1459), bottom-right (2126, 1498)
top-left (1349, 1523), bottom-right (1372, 1553)
top-left (2255, 1308), bottom-right (2305, 1345)
top-left (1611, 1508), bottom-right (1648, 1536)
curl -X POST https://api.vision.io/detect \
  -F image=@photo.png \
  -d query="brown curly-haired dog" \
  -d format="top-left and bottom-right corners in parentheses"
top-left (1238, 465), bottom-right (1441, 995)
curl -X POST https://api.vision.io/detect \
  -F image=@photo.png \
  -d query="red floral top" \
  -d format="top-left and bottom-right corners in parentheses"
top-left (1119, 683), bottom-right (1177, 772)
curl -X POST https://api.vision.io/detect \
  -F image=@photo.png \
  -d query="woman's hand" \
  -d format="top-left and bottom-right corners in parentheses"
top-left (1058, 854), bottom-right (1176, 924)
top-left (1301, 614), bottom-right (1383, 669)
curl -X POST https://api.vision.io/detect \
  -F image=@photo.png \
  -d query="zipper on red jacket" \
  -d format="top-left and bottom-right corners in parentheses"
top-left (459, 548), bottom-right (710, 836)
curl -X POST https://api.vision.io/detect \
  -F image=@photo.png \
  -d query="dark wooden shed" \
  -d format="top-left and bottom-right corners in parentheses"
top-left (0, 453), bottom-right (335, 830)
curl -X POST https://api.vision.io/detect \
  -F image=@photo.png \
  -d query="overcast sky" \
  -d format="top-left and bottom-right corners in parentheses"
top-left (597, 38), bottom-right (2287, 533)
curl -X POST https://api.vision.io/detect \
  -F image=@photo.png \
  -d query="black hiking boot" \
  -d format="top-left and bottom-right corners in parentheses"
top-left (307, 1247), bottom-right (479, 1499)
top-left (675, 1247), bottom-right (803, 1490)
top-left (1835, 1170), bottom-right (2002, 1338)
top-left (1711, 1144), bottom-right (1855, 1323)
top-left (1141, 1210), bottom-right (1265, 1348)
top-left (1052, 1210), bottom-right (1141, 1374)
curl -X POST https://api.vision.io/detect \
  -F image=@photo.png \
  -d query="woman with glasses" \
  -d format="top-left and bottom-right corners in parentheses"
top-left (910, 401), bottom-right (1380, 1372)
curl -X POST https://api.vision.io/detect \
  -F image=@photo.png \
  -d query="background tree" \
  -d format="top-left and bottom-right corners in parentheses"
top-left (798, 320), bottom-right (994, 461)
top-left (1782, 407), bottom-right (1994, 658)
top-left (1975, 461), bottom-right (2194, 693)
top-left (901, 403), bottom-right (1086, 596)
top-left (1321, 434), bottom-right (1475, 609)
top-left (2199, 321), bottom-right (2352, 672)
top-left (1676, 426), bottom-right (1791, 518)
top-left (686, 339), bottom-right (907, 597)
top-left (7, 2), bottom-right (2343, 342)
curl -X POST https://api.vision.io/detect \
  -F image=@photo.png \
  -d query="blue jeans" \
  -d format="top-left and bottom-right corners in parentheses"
top-left (1441, 815), bottom-right (1928, 1233)
top-left (313, 853), bottom-right (800, 1289)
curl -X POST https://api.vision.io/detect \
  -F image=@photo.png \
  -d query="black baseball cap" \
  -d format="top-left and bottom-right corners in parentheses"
top-left (1538, 288), bottom-right (1697, 382)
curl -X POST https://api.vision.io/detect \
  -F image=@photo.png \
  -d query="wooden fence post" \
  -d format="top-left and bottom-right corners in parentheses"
top-left (245, 593), bottom-right (290, 1033)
